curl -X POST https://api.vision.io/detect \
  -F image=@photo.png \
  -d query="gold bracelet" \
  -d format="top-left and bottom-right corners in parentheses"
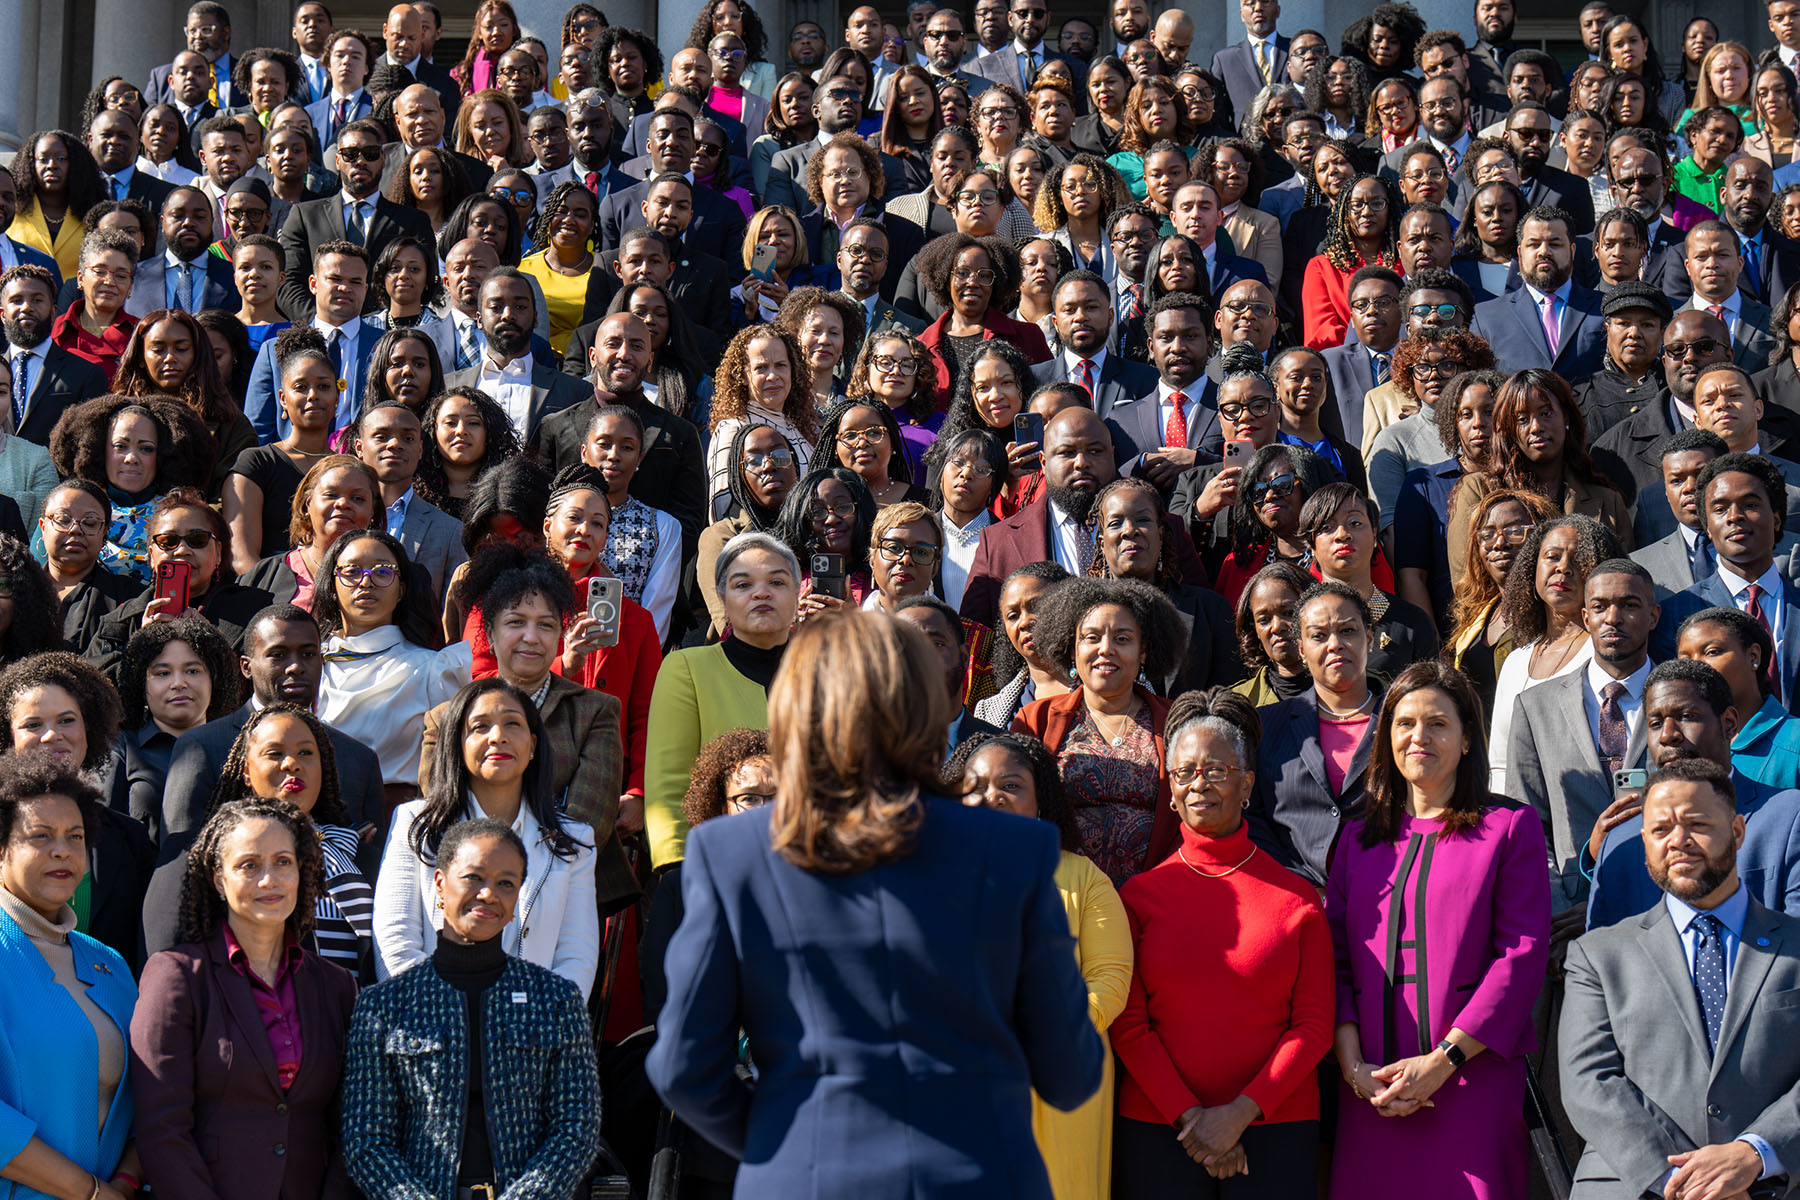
top-left (87, 1173), bottom-right (102, 1200)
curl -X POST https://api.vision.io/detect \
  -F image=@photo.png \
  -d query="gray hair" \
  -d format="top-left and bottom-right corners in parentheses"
top-left (567, 87), bottom-right (611, 121)
top-left (78, 228), bottom-right (140, 273)
top-left (714, 530), bottom-right (801, 598)
top-left (1164, 714), bottom-right (1252, 773)
top-left (1240, 83), bottom-right (1304, 149)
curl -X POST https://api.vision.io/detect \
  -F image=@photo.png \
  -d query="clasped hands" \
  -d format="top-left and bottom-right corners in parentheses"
top-left (1344, 1050), bottom-right (1455, 1118)
top-left (1174, 1095), bottom-right (1260, 1179)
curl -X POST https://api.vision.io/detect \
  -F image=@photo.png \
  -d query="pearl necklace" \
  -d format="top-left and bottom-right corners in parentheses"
top-left (1317, 691), bottom-right (1375, 720)
top-left (1178, 843), bottom-right (1258, 878)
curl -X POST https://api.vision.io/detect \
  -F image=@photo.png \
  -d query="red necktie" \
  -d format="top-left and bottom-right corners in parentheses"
top-left (1164, 390), bottom-right (1188, 449)
top-left (584, 171), bottom-right (601, 194)
top-left (1747, 583), bottom-right (1777, 691)
top-left (1076, 358), bottom-right (1096, 396)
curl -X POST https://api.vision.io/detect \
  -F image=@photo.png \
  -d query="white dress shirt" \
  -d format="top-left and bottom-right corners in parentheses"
top-left (477, 350), bottom-right (537, 438)
top-left (1048, 497), bottom-right (1093, 574)
top-left (1581, 656), bottom-right (1652, 764)
top-left (317, 625), bottom-right (467, 786)
top-left (7, 340), bottom-right (48, 414)
top-left (136, 154), bottom-right (199, 187)
top-left (1155, 378), bottom-right (1204, 447)
top-left (1719, 559), bottom-right (1788, 677)
top-left (1061, 345), bottom-right (1108, 385)
top-left (939, 508), bottom-right (993, 611)
top-left (312, 314), bottom-right (364, 429)
top-left (1686, 290), bottom-right (1744, 341)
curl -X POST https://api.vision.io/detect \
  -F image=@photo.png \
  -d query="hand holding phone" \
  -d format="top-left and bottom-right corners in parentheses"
top-left (587, 576), bottom-right (624, 648)
top-left (146, 560), bottom-right (192, 626)
top-left (811, 553), bottom-right (847, 601)
top-left (1223, 438), bottom-right (1255, 464)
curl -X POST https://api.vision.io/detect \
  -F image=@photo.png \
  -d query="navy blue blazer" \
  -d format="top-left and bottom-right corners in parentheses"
top-left (1470, 283), bottom-right (1607, 378)
top-left (1657, 570), bottom-right (1800, 712)
top-left (646, 797), bottom-right (1102, 1199)
top-left (304, 91), bottom-right (373, 147)
top-left (1206, 249), bottom-right (1269, 297)
top-left (1028, 352), bottom-right (1158, 419)
top-left (1250, 688), bottom-right (1383, 887)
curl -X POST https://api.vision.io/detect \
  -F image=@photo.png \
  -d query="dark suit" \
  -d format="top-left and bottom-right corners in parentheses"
top-left (1731, 226), bottom-right (1800, 307)
top-left (620, 106), bottom-right (753, 161)
top-left (1249, 687), bottom-right (1382, 886)
top-left (763, 138), bottom-right (826, 213)
top-left (1520, 162), bottom-right (1595, 232)
top-left (1166, 584), bottom-right (1244, 698)
top-left (443, 361), bottom-right (587, 447)
top-left (1757, 357), bottom-right (1800, 415)
top-left (1683, 297), bottom-right (1780, 372)
top-left (148, 54), bottom-right (236, 108)
top-left (596, 179), bottom-right (746, 261)
top-left (375, 139), bottom-right (491, 193)
top-left (1103, 380), bottom-right (1223, 463)
top-left (275, 193), bottom-right (435, 321)
top-left (1027, 352), bottom-right (1158, 419)
top-left (1659, 571), bottom-right (1800, 712)
top-left (1210, 36), bottom-right (1289, 118)
top-left (528, 392), bottom-right (709, 546)
top-left (963, 43), bottom-right (1088, 103)
top-left (592, 245), bottom-right (734, 342)
top-left (2, 342), bottom-right (109, 444)
top-left (1204, 248), bottom-right (1269, 296)
top-left (125, 250), bottom-right (239, 319)
top-left (111, 168), bottom-right (175, 219)
top-left (374, 52), bottom-right (462, 117)
top-left (131, 934), bottom-right (359, 1200)
top-left (645, 798), bottom-right (1103, 1198)
top-left (1320, 341), bottom-right (1386, 449)
top-left (1471, 283), bottom-right (1607, 377)
top-left (1591, 395), bottom-right (1685, 505)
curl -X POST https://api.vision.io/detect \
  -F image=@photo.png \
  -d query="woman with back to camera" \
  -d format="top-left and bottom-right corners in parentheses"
top-left (1111, 688), bottom-right (1333, 1199)
top-left (1327, 661), bottom-right (1552, 1200)
top-left (648, 609), bottom-right (1103, 1199)
top-left (130, 797), bottom-right (359, 1200)
top-left (950, 731), bottom-right (1132, 1200)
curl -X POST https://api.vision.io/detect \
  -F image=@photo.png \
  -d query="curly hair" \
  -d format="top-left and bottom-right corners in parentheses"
top-left (470, 544), bottom-right (578, 633)
top-left (116, 617), bottom-right (240, 729)
top-left (1088, 477), bottom-right (1182, 591)
top-left (1233, 560), bottom-right (1312, 669)
top-left (370, 235), bottom-right (448, 313)
top-left (593, 27), bottom-right (664, 97)
top-left (1498, 513), bottom-right (1624, 647)
top-left (1489, 368), bottom-right (1612, 497)
top-left (682, 727), bottom-right (773, 827)
top-left (845, 327), bottom-right (939, 423)
top-left (460, 455), bottom-right (551, 557)
top-left (382, 144), bottom-right (475, 215)
top-left (1031, 576), bottom-right (1189, 686)
top-left (815, 397), bottom-right (914, 487)
top-left (0, 538), bottom-right (66, 667)
top-left (1119, 77), bottom-right (1196, 154)
top-left (230, 47), bottom-right (304, 110)
top-left (310, 528), bottom-right (438, 649)
top-left (210, 702), bottom-right (348, 828)
top-left (687, 0), bottom-right (769, 62)
top-left (1032, 153), bottom-right (1127, 232)
top-left (943, 731), bottom-right (1081, 852)
top-left (709, 324), bottom-right (818, 443)
top-left (1228, 444), bottom-right (1332, 558)
top-left (1321, 173), bottom-right (1401, 272)
top-left (174, 796), bottom-right (324, 945)
top-left (773, 466), bottom-right (878, 574)
top-left (1389, 328), bottom-right (1496, 404)
top-left (0, 652), bottom-right (123, 771)
top-left (1305, 55), bottom-right (1372, 136)
top-left (80, 76), bottom-right (144, 138)
top-left (773, 285), bottom-right (867, 364)
top-left (417, 386), bottom-right (522, 513)
top-left (13, 130), bottom-right (107, 222)
top-left (1240, 83), bottom-right (1305, 150)
top-left (917, 231), bottom-right (1022, 311)
top-left (114, 309), bottom-right (242, 427)
top-left (1449, 486), bottom-right (1557, 636)
top-left (927, 338), bottom-right (1034, 459)
top-left (48, 394), bottom-right (216, 497)
top-left (526, 179), bottom-right (598, 253)
top-left (804, 131), bottom-right (886, 207)
top-left (1432, 367), bottom-right (1506, 462)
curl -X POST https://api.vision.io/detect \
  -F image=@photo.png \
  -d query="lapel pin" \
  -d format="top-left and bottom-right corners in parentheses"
top-left (1758, 936), bottom-right (1771, 947)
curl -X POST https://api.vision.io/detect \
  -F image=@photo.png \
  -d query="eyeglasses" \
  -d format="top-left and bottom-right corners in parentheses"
top-left (1178, 86), bottom-right (1214, 102)
top-left (1170, 762), bottom-right (1245, 786)
top-left (947, 456), bottom-right (996, 477)
top-left (824, 166), bottom-right (867, 182)
top-left (1219, 397), bottom-right (1275, 422)
top-left (842, 243), bottom-right (888, 262)
top-left (1223, 300), bottom-right (1274, 318)
top-left (710, 46), bottom-right (746, 58)
top-left (1403, 167), bottom-right (1449, 182)
top-left (955, 187), bottom-right (1001, 205)
top-left (725, 789), bottom-right (776, 810)
top-left (838, 426), bottom-right (890, 447)
top-left (1421, 98), bottom-right (1463, 113)
top-left (150, 529), bottom-right (220, 552)
top-left (337, 145), bottom-right (384, 163)
top-left (335, 563), bottom-right (400, 589)
top-left (1409, 302), bottom-right (1461, 320)
top-left (497, 65), bottom-right (535, 78)
top-left (83, 265), bottom-right (132, 284)
top-left (977, 106), bottom-right (1019, 121)
top-left (1347, 196), bottom-right (1388, 212)
top-left (872, 354), bottom-right (919, 376)
top-left (952, 267), bottom-right (998, 285)
top-left (1250, 472), bottom-right (1297, 501)
top-left (1349, 295), bottom-right (1398, 312)
top-left (1476, 524), bottom-right (1534, 547)
top-left (745, 449), bottom-right (794, 471)
top-left (1110, 227), bottom-right (1157, 245)
top-left (876, 539), bottom-right (941, 565)
top-left (42, 513), bottom-right (105, 534)
top-left (224, 205), bottom-right (268, 220)
top-left (491, 187), bottom-right (535, 205)
top-left (809, 500), bottom-right (858, 521)
top-left (1410, 359), bottom-right (1466, 379)
top-left (1663, 338), bottom-right (1721, 358)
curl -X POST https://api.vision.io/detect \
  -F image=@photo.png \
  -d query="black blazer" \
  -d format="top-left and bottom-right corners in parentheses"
top-left (596, 179), bottom-right (747, 260)
top-left (1249, 685), bottom-right (1384, 887)
top-left (89, 806), bottom-right (153, 974)
top-left (1590, 395), bottom-right (1682, 504)
top-left (374, 52), bottom-right (463, 118)
top-left (375, 139), bottom-right (492, 193)
top-left (123, 169), bottom-right (176, 217)
top-left (1368, 593), bottom-right (1441, 680)
top-left (563, 313), bottom-right (723, 381)
top-left (593, 245), bottom-right (736, 343)
top-left (57, 564), bottom-right (141, 658)
top-left (1165, 583), bottom-right (1244, 698)
top-left (441, 361), bottom-right (589, 445)
top-left (4, 343), bottom-right (109, 444)
top-left (1027, 353), bottom-right (1158, 419)
top-left (274, 193), bottom-right (435, 321)
top-left (86, 581), bottom-right (274, 680)
top-left (529, 393), bottom-right (709, 547)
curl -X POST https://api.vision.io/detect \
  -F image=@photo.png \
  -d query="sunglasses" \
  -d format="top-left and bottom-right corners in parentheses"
top-left (490, 187), bottom-right (535, 205)
top-left (1251, 473), bottom-right (1297, 502)
top-left (1663, 339), bottom-right (1721, 358)
top-left (337, 144), bottom-right (384, 163)
top-left (150, 529), bottom-right (220, 552)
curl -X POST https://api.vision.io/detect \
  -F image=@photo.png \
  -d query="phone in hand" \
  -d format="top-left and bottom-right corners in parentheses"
top-left (1012, 411), bottom-right (1045, 468)
top-left (587, 576), bottom-right (624, 648)
top-left (1223, 438), bottom-right (1255, 465)
top-left (811, 553), bottom-right (847, 601)
top-left (1612, 767), bottom-right (1647, 798)
top-left (153, 559), bottom-right (192, 615)
top-left (750, 243), bottom-right (779, 282)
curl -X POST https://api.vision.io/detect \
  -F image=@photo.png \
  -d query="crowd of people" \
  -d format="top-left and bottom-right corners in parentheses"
top-left (6, 0), bottom-right (1800, 1194)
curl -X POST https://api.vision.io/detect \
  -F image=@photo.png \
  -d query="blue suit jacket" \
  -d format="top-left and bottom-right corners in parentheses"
top-left (243, 317), bottom-right (385, 442)
top-left (1588, 773), bottom-right (1800, 928)
top-left (1207, 249), bottom-right (1269, 296)
top-left (304, 91), bottom-right (374, 148)
top-left (7, 237), bottom-right (60, 291)
top-left (646, 797), bottom-right (1102, 1199)
top-left (1657, 571), bottom-right (1800, 713)
top-left (1470, 283), bottom-right (1607, 378)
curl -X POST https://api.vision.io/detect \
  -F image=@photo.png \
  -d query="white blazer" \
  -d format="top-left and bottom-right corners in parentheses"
top-left (373, 797), bottom-right (600, 995)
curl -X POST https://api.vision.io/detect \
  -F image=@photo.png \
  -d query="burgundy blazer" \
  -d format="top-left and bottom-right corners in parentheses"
top-left (957, 497), bottom-right (1211, 627)
top-left (129, 932), bottom-right (359, 1200)
top-left (919, 308), bottom-right (1053, 399)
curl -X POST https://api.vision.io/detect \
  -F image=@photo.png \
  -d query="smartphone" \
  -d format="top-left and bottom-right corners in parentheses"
top-left (587, 576), bottom-right (624, 648)
top-left (1223, 438), bottom-right (1255, 465)
top-left (750, 242), bottom-right (779, 282)
top-left (811, 553), bottom-right (847, 601)
top-left (153, 559), bottom-right (192, 615)
top-left (1613, 768), bottom-right (1647, 798)
top-left (1012, 411), bottom-right (1045, 447)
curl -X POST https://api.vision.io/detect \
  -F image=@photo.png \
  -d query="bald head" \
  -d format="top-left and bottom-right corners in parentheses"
top-left (589, 312), bottom-right (654, 394)
top-left (1664, 309), bottom-right (1732, 401)
top-left (394, 84), bottom-right (443, 148)
top-left (384, 4), bottom-right (423, 63)
top-left (1153, 8), bottom-right (1194, 70)
top-left (444, 237), bottom-right (501, 314)
top-left (1043, 406), bottom-right (1117, 497)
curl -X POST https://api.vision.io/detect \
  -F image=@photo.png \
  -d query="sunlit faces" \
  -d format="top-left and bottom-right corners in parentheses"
top-left (243, 712), bottom-right (323, 813)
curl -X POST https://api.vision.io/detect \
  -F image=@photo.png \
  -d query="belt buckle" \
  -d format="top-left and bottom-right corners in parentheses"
top-left (474, 1187), bottom-right (497, 1200)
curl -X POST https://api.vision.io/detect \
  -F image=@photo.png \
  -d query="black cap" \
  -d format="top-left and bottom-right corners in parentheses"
top-left (1601, 280), bottom-right (1674, 322)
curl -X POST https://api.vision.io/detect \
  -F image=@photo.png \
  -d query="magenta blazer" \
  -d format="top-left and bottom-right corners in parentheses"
top-left (1325, 801), bottom-right (1552, 1064)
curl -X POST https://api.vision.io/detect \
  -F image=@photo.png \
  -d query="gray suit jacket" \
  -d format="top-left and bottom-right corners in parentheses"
top-left (126, 252), bottom-right (239, 319)
top-left (397, 493), bottom-right (467, 608)
top-left (1507, 667), bottom-right (1650, 910)
top-left (1561, 897), bottom-right (1800, 1198)
top-left (1320, 340), bottom-right (1381, 450)
top-left (443, 363), bottom-right (588, 446)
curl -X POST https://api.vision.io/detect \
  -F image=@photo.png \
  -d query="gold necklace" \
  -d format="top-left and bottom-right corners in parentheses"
top-left (1178, 843), bottom-right (1258, 878)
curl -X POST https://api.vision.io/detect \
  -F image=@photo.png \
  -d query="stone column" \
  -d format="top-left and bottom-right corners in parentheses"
top-left (0, 0), bottom-right (25, 150)
top-left (93, 0), bottom-right (179, 100)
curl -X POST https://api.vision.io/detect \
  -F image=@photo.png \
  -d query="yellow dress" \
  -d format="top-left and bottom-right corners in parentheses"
top-left (1033, 850), bottom-right (1133, 1200)
top-left (12, 202), bottom-right (83, 282)
top-left (518, 250), bottom-right (590, 356)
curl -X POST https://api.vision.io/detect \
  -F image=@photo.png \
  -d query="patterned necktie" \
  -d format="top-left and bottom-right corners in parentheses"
top-left (457, 318), bottom-right (481, 370)
top-left (1164, 389), bottom-right (1188, 449)
top-left (1076, 358), bottom-right (1097, 396)
top-left (1372, 350), bottom-right (1391, 386)
top-left (9, 351), bottom-right (27, 427)
top-left (1441, 144), bottom-right (1460, 175)
top-left (177, 261), bottom-right (197, 312)
top-left (1254, 40), bottom-right (1271, 83)
top-left (1690, 912), bottom-right (1728, 1054)
top-left (1123, 282), bottom-right (1143, 322)
top-left (1540, 292), bottom-right (1561, 356)
top-left (1597, 679), bottom-right (1628, 774)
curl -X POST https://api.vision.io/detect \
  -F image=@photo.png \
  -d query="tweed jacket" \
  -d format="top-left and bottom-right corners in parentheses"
top-left (342, 955), bottom-right (601, 1200)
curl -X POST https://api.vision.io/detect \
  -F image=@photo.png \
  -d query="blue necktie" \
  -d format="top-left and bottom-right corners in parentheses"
top-left (1690, 912), bottom-right (1728, 1054)
top-left (1688, 532), bottom-right (1716, 582)
top-left (327, 327), bottom-right (344, 378)
top-left (1372, 350), bottom-right (1391, 387)
top-left (10, 351), bottom-right (27, 428)
top-left (109, 176), bottom-right (123, 201)
top-left (177, 261), bottom-right (197, 312)
top-left (1742, 237), bottom-right (1764, 298)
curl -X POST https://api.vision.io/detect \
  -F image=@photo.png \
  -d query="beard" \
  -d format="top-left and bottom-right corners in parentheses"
top-left (1048, 483), bottom-right (1098, 524)
top-left (490, 321), bottom-right (531, 358)
top-left (1648, 845), bottom-right (1736, 903)
top-left (2, 314), bottom-right (46, 348)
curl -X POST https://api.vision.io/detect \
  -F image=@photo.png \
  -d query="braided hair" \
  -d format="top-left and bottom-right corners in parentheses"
top-left (1322, 173), bottom-right (1401, 272)
top-left (526, 179), bottom-right (597, 251)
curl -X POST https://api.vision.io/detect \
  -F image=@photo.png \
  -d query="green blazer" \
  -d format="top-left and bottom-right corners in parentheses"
top-left (644, 643), bottom-right (771, 867)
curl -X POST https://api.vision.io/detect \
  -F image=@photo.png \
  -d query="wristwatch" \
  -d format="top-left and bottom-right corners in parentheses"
top-left (1436, 1038), bottom-right (1466, 1068)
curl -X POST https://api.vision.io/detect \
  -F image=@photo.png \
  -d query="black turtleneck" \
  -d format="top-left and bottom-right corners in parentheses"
top-left (1269, 666), bottom-right (1312, 701)
top-left (722, 634), bottom-right (787, 691)
top-left (434, 936), bottom-right (507, 1187)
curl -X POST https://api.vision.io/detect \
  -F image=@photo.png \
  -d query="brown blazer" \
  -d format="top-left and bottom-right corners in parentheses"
top-left (423, 672), bottom-right (640, 912)
top-left (129, 932), bottom-right (359, 1200)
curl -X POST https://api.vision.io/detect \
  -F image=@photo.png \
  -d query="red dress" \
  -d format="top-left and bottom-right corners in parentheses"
top-left (51, 302), bottom-right (137, 384)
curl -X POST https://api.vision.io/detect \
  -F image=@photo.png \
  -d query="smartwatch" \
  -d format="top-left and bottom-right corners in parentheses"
top-left (1436, 1038), bottom-right (1466, 1068)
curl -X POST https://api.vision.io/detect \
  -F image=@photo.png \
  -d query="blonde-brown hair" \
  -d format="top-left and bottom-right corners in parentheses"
top-left (1449, 485), bottom-right (1555, 636)
top-left (1694, 40), bottom-right (1754, 111)
top-left (767, 608), bottom-right (953, 873)
top-left (869, 499), bottom-right (941, 546)
top-left (289, 454), bottom-right (381, 547)
top-left (740, 205), bottom-right (812, 273)
top-left (452, 87), bottom-right (530, 167)
top-left (708, 324), bottom-right (819, 442)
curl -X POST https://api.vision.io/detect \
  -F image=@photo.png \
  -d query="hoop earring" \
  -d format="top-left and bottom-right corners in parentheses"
top-left (1169, 797), bottom-right (1180, 813)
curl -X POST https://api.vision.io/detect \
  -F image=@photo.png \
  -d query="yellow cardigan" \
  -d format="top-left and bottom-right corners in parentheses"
top-left (11, 202), bottom-right (83, 282)
top-left (643, 642), bottom-right (771, 867)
